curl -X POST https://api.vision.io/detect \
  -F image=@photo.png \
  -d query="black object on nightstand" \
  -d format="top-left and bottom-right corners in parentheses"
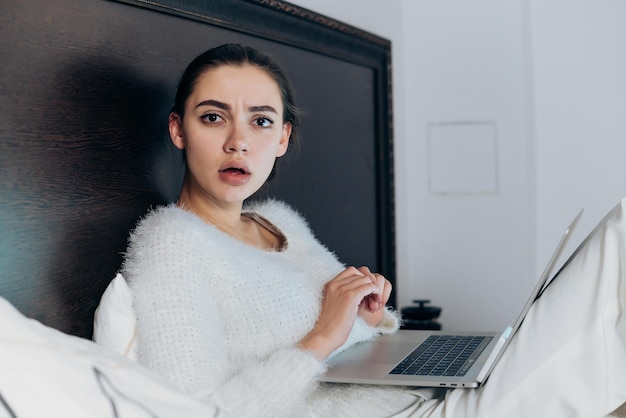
top-left (400, 299), bottom-right (442, 330)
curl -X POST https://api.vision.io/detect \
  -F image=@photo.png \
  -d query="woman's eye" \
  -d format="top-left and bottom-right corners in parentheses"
top-left (254, 117), bottom-right (273, 128)
top-left (201, 113), bottom-right (222, 123)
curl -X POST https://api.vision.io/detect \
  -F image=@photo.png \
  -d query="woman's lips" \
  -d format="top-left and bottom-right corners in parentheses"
top-left (219, 167), bottom-right (251, 186)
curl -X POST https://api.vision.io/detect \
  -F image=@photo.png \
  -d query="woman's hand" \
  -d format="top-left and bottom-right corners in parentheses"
top-left (356, 266), bottom-right (392, 327)
top-left (298, 266), bottom-right (390, 361)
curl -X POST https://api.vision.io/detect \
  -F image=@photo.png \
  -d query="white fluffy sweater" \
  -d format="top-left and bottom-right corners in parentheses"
top-left (122, 199), bottom-right (418, 417)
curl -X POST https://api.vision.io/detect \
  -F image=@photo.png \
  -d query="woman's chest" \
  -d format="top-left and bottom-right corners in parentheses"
top-left (208, 249), bottom-right (339, 355)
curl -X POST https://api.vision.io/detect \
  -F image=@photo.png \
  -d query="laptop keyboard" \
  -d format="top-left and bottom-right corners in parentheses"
top-left (390, 335), bottom-right (493, 377)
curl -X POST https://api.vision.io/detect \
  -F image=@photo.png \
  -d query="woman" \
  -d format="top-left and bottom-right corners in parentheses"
top-left (115, 44), bottom-right (626, 417)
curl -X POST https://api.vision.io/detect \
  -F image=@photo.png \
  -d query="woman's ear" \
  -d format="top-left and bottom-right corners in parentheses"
top-left (169, 113), bottom-right (185, 150)
top-left (276, 122), bottom-right (292, 157)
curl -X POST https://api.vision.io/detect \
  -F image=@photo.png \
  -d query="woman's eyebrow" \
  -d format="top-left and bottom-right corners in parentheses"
top-left (249, 105), bottom-right (278, 114)
top-left (196, 99), bottom-right (229, 110)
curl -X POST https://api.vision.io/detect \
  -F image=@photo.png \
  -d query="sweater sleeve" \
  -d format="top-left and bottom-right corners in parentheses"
top-left (123, 207), bottom-right (325, 418)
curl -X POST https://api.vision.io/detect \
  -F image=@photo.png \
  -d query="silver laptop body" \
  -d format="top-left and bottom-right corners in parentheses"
top-left (319, 209), bottom-right (583, 388)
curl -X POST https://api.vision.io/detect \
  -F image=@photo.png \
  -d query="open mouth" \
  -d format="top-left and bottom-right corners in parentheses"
top-left (221, 167), bottom-right (248, 175)
top-left (219, 165), bottom-right (251, 185)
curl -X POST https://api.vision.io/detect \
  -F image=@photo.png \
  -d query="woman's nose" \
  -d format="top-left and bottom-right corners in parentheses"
top-left (223, 124), bottom-right (249, 153)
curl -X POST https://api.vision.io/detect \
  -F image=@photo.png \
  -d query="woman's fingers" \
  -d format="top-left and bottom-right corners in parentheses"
top-left (379, 275), bottom-right (392, 305)
top-left (324, 271), bottom-right (381, 307)
top-left (356, 267), bottom-right (390, 311)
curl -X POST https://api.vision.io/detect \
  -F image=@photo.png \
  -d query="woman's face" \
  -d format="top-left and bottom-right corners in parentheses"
top-left (170, 64), bottom-right (291, 206)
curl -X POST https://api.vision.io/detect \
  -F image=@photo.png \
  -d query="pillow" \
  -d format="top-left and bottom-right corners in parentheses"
top-left (93, 273), bottom-right (138, 360)
top-left (0, 297), bottom-right (225, 418)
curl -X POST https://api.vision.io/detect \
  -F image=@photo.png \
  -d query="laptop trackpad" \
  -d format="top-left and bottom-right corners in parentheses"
top-left (328, 339), bottom-right (417, 366)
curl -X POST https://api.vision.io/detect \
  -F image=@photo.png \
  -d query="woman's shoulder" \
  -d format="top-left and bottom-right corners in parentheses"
top-left (126, 203), bottom-right (212, 251)
top-left (244, 199), bottom-right (310, 233)
top-left (136, 203), bottom-right (195, 226)
top-left (244, 199), bottom-right (335, 255)
top-left (131, 203), bottom-right (188, 231)
top-left (122, 204), bottom-right (224, 285)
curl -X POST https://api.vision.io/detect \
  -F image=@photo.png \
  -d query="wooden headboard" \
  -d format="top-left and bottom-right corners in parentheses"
top-left (0, 0), bottom-right (395, 338)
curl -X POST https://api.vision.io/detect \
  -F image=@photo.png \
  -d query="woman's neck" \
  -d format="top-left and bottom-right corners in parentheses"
top-left (177, 187), bottom-right (281, 250)
top-left (177, 187), bottom-right (242, 231)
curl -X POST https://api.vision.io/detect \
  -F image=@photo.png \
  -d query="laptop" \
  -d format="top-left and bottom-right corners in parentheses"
top-left (319, 209), bottom-right (583, 388)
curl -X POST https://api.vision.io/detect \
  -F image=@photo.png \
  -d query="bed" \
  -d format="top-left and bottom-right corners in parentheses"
top-left (0, 0), bottom-right (394, 415)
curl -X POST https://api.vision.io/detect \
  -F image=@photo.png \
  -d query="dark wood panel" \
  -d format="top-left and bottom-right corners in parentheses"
top-left (1, 0), bottom-right (185, 337)
top-left (0, 0), bottom-right (395, 338)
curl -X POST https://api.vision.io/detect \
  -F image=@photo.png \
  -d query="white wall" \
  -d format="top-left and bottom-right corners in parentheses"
top-left (398, 0), bottom-right (534, 331)
top-left (529, 0), bottom-right (626, 265)
top-left (289, 0), bottom-right (626, 331)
